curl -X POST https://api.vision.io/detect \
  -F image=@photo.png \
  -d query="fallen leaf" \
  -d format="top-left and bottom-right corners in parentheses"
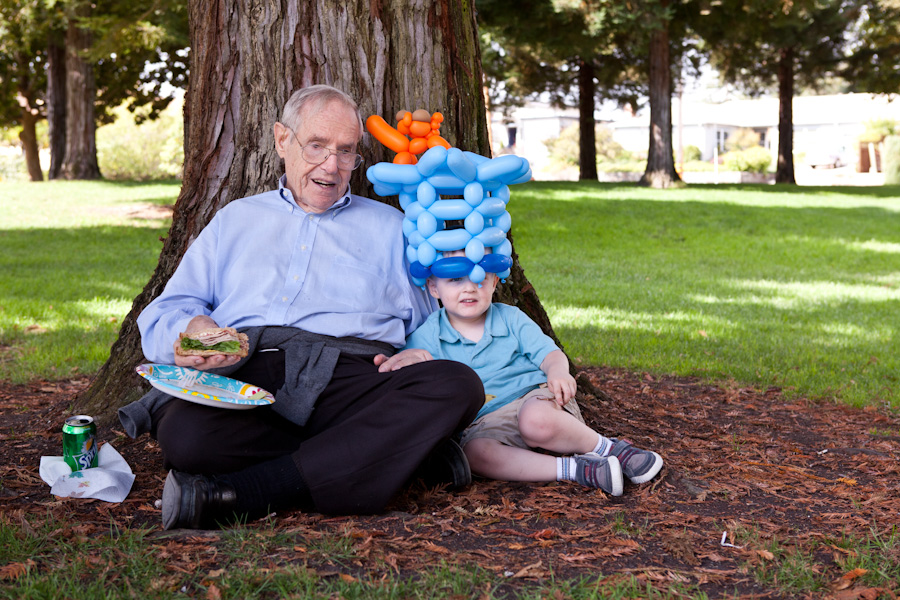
top-left (756, 549), bottom-right (775, 561)
top-left (0, 561), bottom-right (34, 580)
top-left (205, 583), bottom-right (221, 600)
top-left (831, 568), bottom-right (868, 591)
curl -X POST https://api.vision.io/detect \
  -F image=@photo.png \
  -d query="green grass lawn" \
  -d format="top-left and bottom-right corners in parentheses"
top-left (511, 182), bottom-right (900, 409)
top-left (0, 180), bottom-right (177, 382)
top-left (1, 179), bottom-right (898, 409)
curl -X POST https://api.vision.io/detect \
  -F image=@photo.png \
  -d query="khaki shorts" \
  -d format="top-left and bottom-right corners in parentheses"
top-left (459, 385), bottom-right (585, 450)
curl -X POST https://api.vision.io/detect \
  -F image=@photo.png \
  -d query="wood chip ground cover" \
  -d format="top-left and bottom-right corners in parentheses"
top-left (1, 368), bottom-right (898, 598)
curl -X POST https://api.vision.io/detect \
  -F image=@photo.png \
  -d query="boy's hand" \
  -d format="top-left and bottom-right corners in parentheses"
top-left (375, 348), bottom-right (433, 372)
top-left (547, 373), bottom-right (577, 406)
top-left (540, 350), bottom-right (576, 406)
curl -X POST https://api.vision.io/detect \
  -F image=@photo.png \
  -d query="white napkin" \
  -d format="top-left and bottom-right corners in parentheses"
top-left (39, 443), bottom-right (135, 503)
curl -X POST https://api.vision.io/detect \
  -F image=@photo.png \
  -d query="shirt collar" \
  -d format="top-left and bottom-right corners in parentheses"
top-left (277, 174), bottom-right (353, 216)
top-left (437, 304), bottom-right (508, 344)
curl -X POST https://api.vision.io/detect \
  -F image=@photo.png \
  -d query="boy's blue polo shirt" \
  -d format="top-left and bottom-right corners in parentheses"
top-left (404, 303), bottom-right (560, 419)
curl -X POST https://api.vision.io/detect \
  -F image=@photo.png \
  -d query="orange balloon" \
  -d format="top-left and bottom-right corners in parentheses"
top-left (408, 137), bottom-right (429, 155)
top-left (365, 115), bottom-right (409, 154)
top-left (408, 121), bottom-right (432, 138)
top-left (393, 151), bottom-right (417, 165)
top-left (427, 135), bottom-right (451, 149)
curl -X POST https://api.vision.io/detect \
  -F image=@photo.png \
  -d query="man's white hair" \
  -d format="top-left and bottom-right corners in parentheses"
top-left (281, 84), bottom-right (363, 136)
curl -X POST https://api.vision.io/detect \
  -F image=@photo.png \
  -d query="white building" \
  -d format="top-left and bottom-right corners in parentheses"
top-left (493, 93), bottom-right (900, 179)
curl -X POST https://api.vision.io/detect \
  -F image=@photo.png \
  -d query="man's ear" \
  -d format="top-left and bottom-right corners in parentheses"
top-left (274, 122), bottom-right (290, 158)
top-left (426, 278), bottom-right (441, 300)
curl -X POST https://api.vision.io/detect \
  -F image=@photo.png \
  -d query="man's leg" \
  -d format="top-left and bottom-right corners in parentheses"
top-left (160, 354), bottom-right (483, 527)
top-left (153, 350), bottom-right (300, 473)
top-left (294, 355), bottom-right (483, 514)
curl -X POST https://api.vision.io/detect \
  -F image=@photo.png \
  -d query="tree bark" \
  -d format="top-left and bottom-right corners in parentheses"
top-left (578, 59), bottom-right (597, 181)
top-left (61, 3), bottom-right (101, 180)
top-left (78, 0), bottom-right (559, 424)
top-left (775, 46), bottom-right (796, 185)
top-left (639, 8), bottom-right (681, 189)
top-left (17, 96), bottom-right (43, 181)
top-left (47, 34), bottom-right (67, 180)
top-left (14, 50), bottom-right (43, 182)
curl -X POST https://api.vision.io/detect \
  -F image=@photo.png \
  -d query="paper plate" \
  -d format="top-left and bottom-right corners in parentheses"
top-left (136, 364), bottom-right (275, 410)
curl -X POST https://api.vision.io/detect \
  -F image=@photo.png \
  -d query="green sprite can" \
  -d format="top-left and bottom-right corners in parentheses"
top-left (62, 415), bottom-right (98, 471)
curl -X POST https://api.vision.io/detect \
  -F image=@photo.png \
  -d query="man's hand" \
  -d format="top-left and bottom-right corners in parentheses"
top-left (374, 348), bottom-right (433, 373)
top-left (172, 315), bottom-right (243, 370)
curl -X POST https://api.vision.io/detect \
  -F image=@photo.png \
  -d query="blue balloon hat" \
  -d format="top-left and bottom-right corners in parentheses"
top-left (367, 143), bottom-right (531, 286)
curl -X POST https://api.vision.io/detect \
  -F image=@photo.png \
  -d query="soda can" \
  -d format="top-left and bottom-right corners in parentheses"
top-left (62, 415), bottom-right (98, 471)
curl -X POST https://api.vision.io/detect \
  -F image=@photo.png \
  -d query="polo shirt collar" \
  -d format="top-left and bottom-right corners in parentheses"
top-left (437, 304), bottom-right (509, 345)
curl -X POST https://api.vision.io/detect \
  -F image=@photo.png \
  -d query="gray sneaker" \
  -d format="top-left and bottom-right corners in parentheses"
top-left (573, 453), bottom-right (623, 496)
top-left (610, 439), bottom-right (663, 484)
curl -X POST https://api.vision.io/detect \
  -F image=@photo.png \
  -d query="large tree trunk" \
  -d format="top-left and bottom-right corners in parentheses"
top-left (61, 4), bottom-right (101, 180)
top-left (78, 0), bottom-right (560, 424)
top-left (775, 46), bottom-right (796, 185)
top-left (47, 34), bottom-right (67, 180)
top-left (578, 59), bottom-right (597, 181)
top-left (639, 7), bottom-right (681, 189)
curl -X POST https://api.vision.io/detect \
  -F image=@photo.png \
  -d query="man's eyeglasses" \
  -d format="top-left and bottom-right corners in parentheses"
top-left (284, 126), bottom-right (364, 170)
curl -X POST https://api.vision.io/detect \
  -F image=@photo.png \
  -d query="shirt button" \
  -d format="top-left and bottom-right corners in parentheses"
top-left (308, 215), bottom-right (313, 221)
top-left (301, 245), bottom-right (307, 251)
top-left (282, 296), bottom-right (288, 302)
top-left (293, 275), bottom-right (299, 281)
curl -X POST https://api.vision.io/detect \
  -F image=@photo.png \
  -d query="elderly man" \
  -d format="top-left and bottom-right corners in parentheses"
top-left (119, 85), bottom-right (483, 529)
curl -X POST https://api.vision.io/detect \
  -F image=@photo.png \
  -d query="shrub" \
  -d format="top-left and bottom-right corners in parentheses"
top-left (722, 146), bottom-right (772, 173)
top-left (682, 145), bottom-right (702, 162)
top-left (725, 128), bottom-right (761, 152)
top-left (682, 159), bottom-right (714, 172)
top-left (860, 118), bottom-right (898, 144)
top-left (544, 123), bottom-right (626, 166)
top-left (884, 135), bottom-right (900, 184)
top-left (97, 97), bottom-right (184, 180)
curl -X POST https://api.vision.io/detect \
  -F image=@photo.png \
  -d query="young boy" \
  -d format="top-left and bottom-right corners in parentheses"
top-left (402, 255), bottom-right (663, 496)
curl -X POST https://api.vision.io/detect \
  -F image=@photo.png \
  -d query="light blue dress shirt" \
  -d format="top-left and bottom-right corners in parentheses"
top-left (403, 303), bottom-right (560, 419)
top-left (138, 176), bottom-right (437, 364)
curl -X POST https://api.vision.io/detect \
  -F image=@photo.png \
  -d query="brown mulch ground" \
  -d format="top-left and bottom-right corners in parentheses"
top-left (2, 367), bottom-right (899, 598)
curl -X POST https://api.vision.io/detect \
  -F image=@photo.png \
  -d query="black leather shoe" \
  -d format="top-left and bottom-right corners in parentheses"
top-left (161, 470), bottom-right (241, 530)
top-left (414, 439), bottom-right (472, 490)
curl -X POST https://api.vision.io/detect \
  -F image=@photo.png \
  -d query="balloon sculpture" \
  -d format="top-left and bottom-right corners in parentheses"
top-left (365, 110), bottom-right (451, 165)
top-left (366, 112), bottom-right (532, 286)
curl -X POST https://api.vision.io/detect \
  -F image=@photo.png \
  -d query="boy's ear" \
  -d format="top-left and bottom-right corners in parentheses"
top-left (426, 278), bottom-right (441, 299)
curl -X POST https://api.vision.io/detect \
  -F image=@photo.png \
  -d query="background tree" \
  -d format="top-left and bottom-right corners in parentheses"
top-left (842, 0), bottom-right (900, 93)
top-left (639, 0), bottom-right (680, 188)
top-left (477, 0), bottom-right (640, 181)
top-left (50, 0), bottom-right (189, 179)
top-left (61, 0), bottom-right (101, 179)
top-left (78, 0), bottom-right (564, 423)
top-left (0, 0), bottom-right (52, 181)
top-left (698, 0), bottom-right (854, 184)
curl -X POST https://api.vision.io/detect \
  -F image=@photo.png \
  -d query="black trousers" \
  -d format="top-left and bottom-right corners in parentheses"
top-left (153, 351), bottom-right (483, 514)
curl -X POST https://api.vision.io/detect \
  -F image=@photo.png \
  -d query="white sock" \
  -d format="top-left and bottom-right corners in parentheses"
top-left (592, 435), bottom-right (613, 456)
top-left (556, 457), bottom-right (578, 481)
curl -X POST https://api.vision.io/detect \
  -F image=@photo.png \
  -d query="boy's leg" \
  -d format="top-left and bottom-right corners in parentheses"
top-left (516, 395), bottom-right (601, 455)
top-left (464, 438), bottom-right (557, 481)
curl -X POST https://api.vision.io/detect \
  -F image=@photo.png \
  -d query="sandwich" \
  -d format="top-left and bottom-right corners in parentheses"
top-left (176, 327), bottom-right (249, 357)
